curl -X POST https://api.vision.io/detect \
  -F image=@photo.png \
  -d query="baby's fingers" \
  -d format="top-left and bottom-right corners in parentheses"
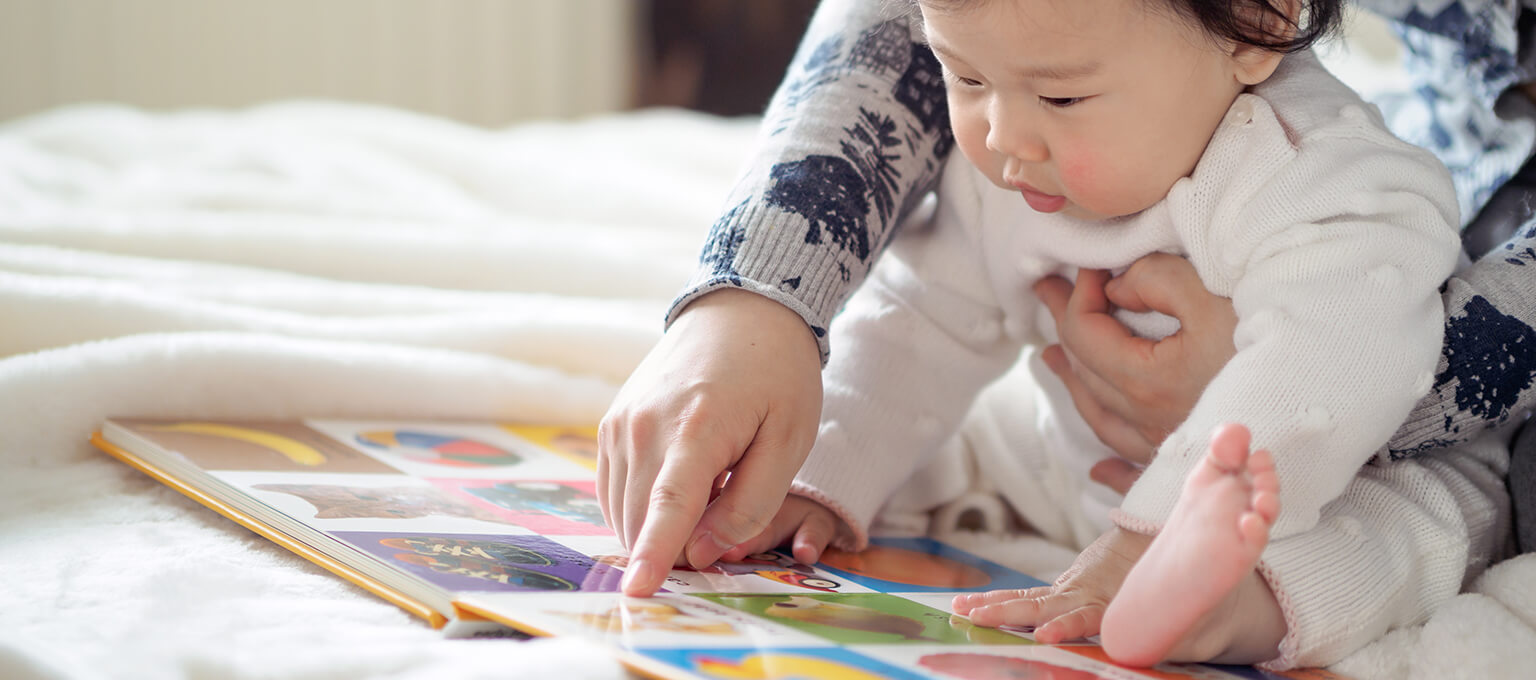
top-left (719, 498), bottom-right (818, 563)
top-left (789, 508), bottom-right (837, 565)
top-left (953, 586), bottom-right (1054, 616)
top-left (1034, 602), bottom-right (1106, 644)
top-left (966, 589), bottom-right (1093, 630)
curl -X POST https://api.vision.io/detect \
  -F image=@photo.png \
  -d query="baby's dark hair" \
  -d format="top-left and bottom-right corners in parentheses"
top-left (1174, 0), bottom-right (1343, 53)
top-left (908, 0), bottom-right (1344, 54)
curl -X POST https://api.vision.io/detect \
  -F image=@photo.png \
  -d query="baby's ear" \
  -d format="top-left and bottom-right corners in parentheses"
top-left (1231, 0), bottom-right (1302, 86)
top-left (1231, 45), bottom-right (1285, 86)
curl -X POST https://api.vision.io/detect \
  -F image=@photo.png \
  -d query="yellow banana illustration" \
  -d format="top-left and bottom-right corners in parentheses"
top-left (145, 422), bottom-right (327, 466)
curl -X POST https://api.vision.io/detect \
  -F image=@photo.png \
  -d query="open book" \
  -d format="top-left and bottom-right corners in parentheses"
top-left (93, 418), bottom-right (1344, 680)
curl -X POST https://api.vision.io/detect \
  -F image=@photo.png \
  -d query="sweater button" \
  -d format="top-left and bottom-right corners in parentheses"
top-left (1225, 99), bottom-right (1255, 127)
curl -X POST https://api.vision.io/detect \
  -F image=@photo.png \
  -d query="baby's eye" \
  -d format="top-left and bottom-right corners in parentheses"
top-left (1040, 96), bottom-right (1083, 108)
top-left (943, 72), bottom-right (982, 87)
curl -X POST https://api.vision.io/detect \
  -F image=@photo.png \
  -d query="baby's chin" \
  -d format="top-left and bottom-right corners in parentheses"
top-left (1060, 198), bottom-right (1156, 222)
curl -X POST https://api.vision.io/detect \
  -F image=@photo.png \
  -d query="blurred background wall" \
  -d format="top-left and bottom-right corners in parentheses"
top-left (0, 0), bottom-right (818, 126)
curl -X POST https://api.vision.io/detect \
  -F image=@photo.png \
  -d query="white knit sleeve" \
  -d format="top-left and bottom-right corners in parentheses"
top-left (790, 164), bottom-right (1027, 550)
top-left (1117, 100), bottom-right (1463, 540)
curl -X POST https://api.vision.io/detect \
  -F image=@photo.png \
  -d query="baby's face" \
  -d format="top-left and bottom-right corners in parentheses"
top-left (922, 0), bottom-right (1259, 220)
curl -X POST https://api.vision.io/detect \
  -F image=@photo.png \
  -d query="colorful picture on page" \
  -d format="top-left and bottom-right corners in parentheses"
top-left (1055, 646), bottom-right (1270, 680)
top-left (637, 646), bottom-right (931, 680)
top-left (462, 591), bottom-right (828, 649)
top-left (591, 550), bottom-right (866, 595)
top-left (250, 482), bottom-right (520, 524)
top-left (353, 429), bottom-right (523, 468)
top-left (499, 424), bottom-right (600, 470)
top-left (694, 593), bottom-right (1031, 646)
top-left (918, 651), bottom-right (1115, 680)
top-left (307, 420), bottom-right (591, 480)
top-left (333, 531), bottom-right (629, 593)
top-left (114, 419), bottom-right (399, 473)
top-left (818, 537), bottom-right (1048, 593)
top-left (435, 478), bottom-right (611, 536)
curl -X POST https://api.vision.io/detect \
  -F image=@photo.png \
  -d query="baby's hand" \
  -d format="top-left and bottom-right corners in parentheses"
top-left (718, 494), bottom-right (850, 566)
top-left (953, 527), bottom-right (1152, 643)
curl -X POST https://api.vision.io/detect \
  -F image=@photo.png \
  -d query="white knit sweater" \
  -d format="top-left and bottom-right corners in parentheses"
top-left (790, 50), bottom-right (1464, 550)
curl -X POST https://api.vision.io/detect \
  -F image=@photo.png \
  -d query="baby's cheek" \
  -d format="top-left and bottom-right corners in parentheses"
top-left (1057, 156), bottom-right (1104, 207)
top-left (1061, 153), bottom-right (1156, 218)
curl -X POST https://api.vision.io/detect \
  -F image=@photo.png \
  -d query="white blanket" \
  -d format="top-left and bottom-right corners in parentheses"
top-left (1, 103), bottom-right (1533, 680)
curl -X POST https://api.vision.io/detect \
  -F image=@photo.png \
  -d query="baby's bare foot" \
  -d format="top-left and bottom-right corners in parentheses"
top-left (1100, 423), bottom-right (1279, 666)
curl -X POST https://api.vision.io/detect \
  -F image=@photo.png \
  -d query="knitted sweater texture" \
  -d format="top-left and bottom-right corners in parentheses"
top-left (784, 51), bottom-right (1462, 547)
top-left (669, 0), bottom-right (1536, 462)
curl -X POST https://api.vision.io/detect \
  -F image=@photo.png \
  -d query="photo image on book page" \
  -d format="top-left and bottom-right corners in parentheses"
top-left (461, 592), bottom-right (828, 649)
top-left (112, 419), bottom-right (401, 474)
top-left (818, 537), bottom-right (1048, 594)
top-left (594, 548), bottom-right (873, 595)
top-left (307, 420), bottom-right (590, 480)
top-left (217, 471), bottom-right (533, 534)
top-left (432, 478), bottom-right (609, 536)
top-left (694, 593), bottom-right (1033, 646)
top-left (333, 531), bottom-right (628, 593)
top-left (637, 646), bottom-right (932, 680)
top-left (873, 644), bottom-right (1226, 680)
top-left (498, 424), bottom-right (600, 471)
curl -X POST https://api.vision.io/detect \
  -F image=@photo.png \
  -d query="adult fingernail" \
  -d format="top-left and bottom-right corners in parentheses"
top-left (621, 558), bottom-right (656, 596)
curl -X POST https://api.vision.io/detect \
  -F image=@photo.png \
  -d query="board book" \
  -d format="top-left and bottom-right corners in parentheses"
top-left (92, 417), bottom-right (1346, 680)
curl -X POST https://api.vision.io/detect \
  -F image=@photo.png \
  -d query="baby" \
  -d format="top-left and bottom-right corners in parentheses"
top-left (722, 0), bottom-right (1510, 670)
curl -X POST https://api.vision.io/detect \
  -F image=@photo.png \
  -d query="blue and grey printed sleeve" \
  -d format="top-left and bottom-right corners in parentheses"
top-left (663, 0), bottom-right (954, 363)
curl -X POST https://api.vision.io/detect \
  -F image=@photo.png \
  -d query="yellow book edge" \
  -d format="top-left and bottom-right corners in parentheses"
top-left (90, 430), bottom-right (449, 629)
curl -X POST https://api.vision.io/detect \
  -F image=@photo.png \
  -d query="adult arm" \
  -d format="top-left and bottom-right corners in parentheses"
top-left (601, 0), bottom-right (954, 596)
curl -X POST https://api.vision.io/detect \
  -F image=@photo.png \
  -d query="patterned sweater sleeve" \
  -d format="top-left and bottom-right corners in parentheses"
top-left (663, 0), bottom-right (955, 363)
top-left (1389, 224), bottom-right (1536, 456)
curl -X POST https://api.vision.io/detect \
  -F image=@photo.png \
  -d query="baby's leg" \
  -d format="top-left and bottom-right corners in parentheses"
top-left (1100, 423), bottom-right (1286, 666)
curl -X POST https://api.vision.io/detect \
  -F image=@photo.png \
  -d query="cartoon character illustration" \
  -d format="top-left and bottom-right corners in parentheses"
top-left (355, 429), bottom-right (522, 468)
top-left (501, 425), bottom-right (600, 468)
top-left (392, 551), bottom-right (576, 591)
top-left (692, 652), bottom-right (894, 680)
top-left (252, 483), bottom-right (516, 523)
top-left (145, 422), bottom-right (327, 466)
top-left (548, 430), bottom-right (598, 464)
top-left (762, 595), bottom-right (936, 642)
top-left (821, 543), bottom-right (992, 588)
top-left (378, 536), bottom-right (551, 565)
top-left (378, 535), bottom-right (577, 591)
top-left (466, 481), bottom-right (604, 526)
top-left (556, 601), bottom-right (735, 636)
top-left (596, 551), bottom-right (842, 592)
top-left (918, 652), bottom-right (1107, 680)
top-left (757, 570), bottom-right (842, 592)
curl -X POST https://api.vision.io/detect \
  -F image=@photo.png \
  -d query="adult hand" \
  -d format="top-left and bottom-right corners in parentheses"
top-left (598, 288), bottom-right (823, 596)
top-left (1033, 254), bottom-right (1237, 488)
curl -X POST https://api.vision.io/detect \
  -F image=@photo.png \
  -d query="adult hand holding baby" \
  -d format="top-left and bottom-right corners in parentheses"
top-left (1038, 255), bottom-right (1238, 494)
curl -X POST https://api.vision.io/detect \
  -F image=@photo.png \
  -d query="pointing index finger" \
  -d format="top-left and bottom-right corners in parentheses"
top-left (620, 446), bottom-right (718, 596)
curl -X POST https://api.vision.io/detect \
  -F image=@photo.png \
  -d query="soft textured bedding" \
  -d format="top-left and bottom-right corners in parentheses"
top-left (1, 102), bottom-right (1534, 680)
